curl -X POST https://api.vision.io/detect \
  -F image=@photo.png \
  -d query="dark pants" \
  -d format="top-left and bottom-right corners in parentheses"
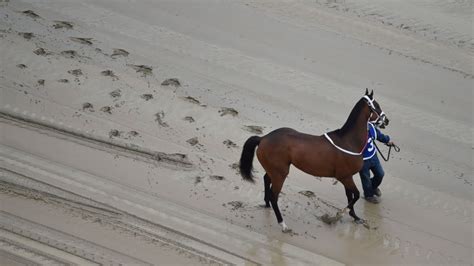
top-left (359, 155), bottom-right (384, 198)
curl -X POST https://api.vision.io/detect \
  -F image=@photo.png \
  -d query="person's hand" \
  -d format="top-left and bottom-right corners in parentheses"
top-left (387, 141), bottom-right (394, 146)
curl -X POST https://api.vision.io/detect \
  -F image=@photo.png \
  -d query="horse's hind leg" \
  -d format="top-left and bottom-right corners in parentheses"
top-left (256, 146), bottom-right (290, 232)
top-left (340, 176), bottom-right (361, 222)
top-left (263, 174), bottom-right (271, 208)
top-left (268, 178), bottom-right (289, 232)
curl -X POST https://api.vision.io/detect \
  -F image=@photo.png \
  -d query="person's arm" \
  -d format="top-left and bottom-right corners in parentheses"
top-left (375, 127), bottom-right (391, 145)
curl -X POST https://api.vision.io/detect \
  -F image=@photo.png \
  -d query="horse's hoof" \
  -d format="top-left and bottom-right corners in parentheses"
top-left (279, 221), bottom-right (290, 232)
top-left (354, 219), bottom-right (365, 225)
top-left (259, 204), bottom-right (271, 208)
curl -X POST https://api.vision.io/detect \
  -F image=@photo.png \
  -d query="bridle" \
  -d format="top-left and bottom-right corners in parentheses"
top-left (324, 96), bottom-right (382, 156)
top-left (363, 95), bottom-right (386, 127)
top-left (363, 95), bottom-right (399, 160)
top-left (324, 95), bottom-right (390, 156)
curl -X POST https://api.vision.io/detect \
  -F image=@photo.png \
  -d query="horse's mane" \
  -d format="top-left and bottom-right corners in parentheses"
top-left (333, 98), bottom-right (365, 136)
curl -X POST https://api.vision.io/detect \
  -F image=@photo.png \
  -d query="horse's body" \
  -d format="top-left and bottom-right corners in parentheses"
top-left (239, 91), bottom-right (386, 232)
top-left (257, 128), bottom-right (364, 178)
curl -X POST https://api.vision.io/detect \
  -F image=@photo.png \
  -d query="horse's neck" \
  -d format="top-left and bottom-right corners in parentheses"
top-left (338, 105), bottom-right (370, 147)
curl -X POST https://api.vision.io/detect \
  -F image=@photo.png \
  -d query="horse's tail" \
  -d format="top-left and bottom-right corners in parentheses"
top-left (239, 136), bottom-right (261, 183)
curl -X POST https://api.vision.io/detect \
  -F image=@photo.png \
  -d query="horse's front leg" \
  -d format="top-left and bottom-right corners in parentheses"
top-left (345, 187), bottom-right (361, 221)
top-left (340, 176), bottom-right (362, 223)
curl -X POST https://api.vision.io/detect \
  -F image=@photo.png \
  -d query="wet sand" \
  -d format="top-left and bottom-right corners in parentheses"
top-left (0, 0), bottom-right (472, 264)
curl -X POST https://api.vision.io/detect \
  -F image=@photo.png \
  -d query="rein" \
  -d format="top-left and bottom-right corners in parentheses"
top-left (374, 142), bottom-right (400, 161)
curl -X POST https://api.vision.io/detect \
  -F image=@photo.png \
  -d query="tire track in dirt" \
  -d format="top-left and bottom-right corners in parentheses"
top-left (0, 212), bottom-right (151, 265)
top-left (314, 0), bottom-right (473, 53)
top-left (0, 101), bottom-right (268, 214)
top-left (0, 170), bottom-right (249, 265)
top-left (245, 0), bottom-right (472, 77)
top-left (0, 107), bottom-right (194, 169)
top-left (0, 238), bottom-right (71, 266)
top-left (0, 148), bottom-right (339, 265)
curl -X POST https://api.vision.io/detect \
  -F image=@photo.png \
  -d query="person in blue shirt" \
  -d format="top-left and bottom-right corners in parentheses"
top-left (360, 120), bottom-right (394, 204)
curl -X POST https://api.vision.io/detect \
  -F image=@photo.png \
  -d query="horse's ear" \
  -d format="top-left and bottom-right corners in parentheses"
top-left (369, 90), bottom-right (374, 99)
top-left (365, 88), bottom-right (369, 95)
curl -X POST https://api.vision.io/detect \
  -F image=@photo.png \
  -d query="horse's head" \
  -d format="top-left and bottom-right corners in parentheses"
top-left (363, 89), bottom-right (389, 128)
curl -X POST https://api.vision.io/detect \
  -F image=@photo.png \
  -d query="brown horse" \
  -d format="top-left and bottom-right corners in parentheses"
top-left (239, 90), bottom-right (387, 232)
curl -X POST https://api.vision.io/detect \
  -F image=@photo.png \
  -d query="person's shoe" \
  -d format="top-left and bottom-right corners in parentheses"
top-left (365, 196), bottom-right (380, 204)
top-left (374, 188), bottom-right (382, 197)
